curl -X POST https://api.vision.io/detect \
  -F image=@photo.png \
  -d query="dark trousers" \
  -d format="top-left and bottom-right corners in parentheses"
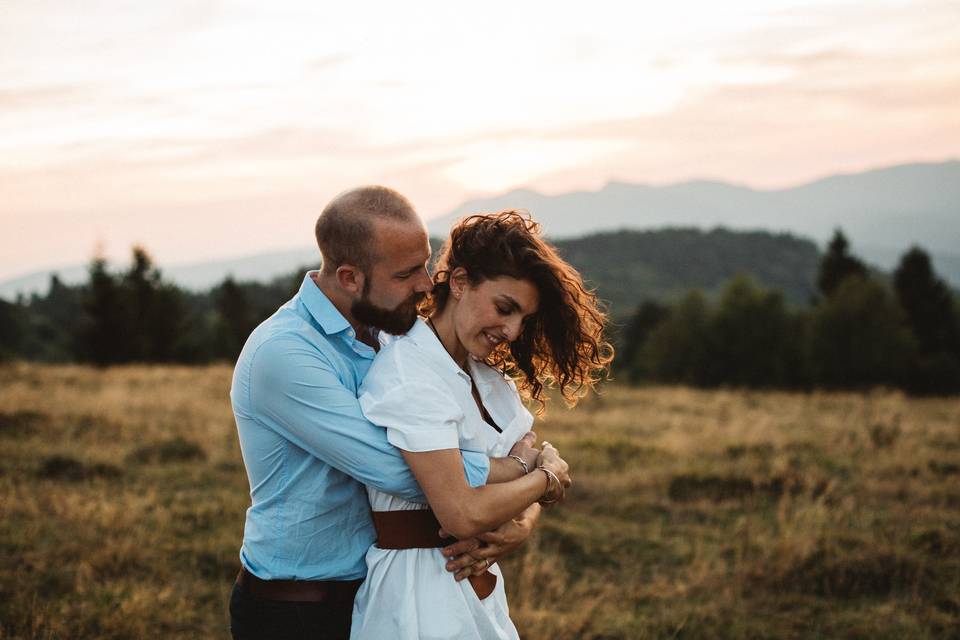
top-left (229, 581), bottom-right (355, 640)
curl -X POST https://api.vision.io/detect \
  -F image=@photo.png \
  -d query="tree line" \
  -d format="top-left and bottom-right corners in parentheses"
top-left (0, 247), bottom-right (302, 365)
top-left (1, 231), bottom-right (958, 394)
top-left (615, 231), bottom-right (960, 394)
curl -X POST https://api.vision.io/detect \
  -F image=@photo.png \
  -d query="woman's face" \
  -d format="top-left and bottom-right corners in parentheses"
top-left (452, 275), bottom-right (540, 361)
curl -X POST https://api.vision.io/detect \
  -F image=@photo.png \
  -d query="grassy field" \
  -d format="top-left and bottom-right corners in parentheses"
top-left (1, 363), bottom-right (958, 639)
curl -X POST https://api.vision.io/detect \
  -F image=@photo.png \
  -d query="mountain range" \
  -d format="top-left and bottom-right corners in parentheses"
top-left (1, 160), bottom-right (957, 301)
top-left (429, 160), bottom-right (960, 286)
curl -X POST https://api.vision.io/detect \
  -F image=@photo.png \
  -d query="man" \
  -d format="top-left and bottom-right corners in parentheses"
top-left (229, 186), bottom-right (541, 639)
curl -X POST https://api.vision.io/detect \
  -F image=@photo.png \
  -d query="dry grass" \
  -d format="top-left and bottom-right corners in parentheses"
top-left (1, 364), bottom-right (958, 639)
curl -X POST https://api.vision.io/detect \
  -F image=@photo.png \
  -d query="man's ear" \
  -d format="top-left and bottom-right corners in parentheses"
top-left (335, 264), bottom-right (365, 296)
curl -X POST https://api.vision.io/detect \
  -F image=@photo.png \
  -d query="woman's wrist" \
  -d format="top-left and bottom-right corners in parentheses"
top-left (537, 465), bottom-right (562, 504)
top-left (508, 454), bottom-right (529, 476)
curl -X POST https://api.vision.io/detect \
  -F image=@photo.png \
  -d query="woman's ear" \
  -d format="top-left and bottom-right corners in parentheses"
top-left (449, 267), bottom-right (469, 300)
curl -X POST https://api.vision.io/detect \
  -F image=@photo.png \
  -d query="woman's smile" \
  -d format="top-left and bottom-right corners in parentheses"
top-left (481, 330), bottom-right (505, 349)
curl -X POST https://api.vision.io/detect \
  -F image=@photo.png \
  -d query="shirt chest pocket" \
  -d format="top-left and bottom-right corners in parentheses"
top-left (457, 411), bottom-right (486, 452)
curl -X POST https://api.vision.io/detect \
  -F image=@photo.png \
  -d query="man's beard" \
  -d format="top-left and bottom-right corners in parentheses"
top-left (351, 287), bottom-right (424, 336)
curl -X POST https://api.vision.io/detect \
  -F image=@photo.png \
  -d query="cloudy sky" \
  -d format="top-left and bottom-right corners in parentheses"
top-left (1, 0), bottom-right (958, 279)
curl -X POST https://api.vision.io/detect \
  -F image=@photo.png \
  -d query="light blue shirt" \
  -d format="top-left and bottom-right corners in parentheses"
top-left (231, 272), bottom-right (491, 581)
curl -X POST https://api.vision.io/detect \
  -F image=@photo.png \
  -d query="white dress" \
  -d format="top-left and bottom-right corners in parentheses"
top-left (350, 318), bottom-right (534, 640)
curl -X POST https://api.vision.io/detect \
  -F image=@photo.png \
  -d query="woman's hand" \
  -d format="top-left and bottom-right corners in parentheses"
top-left (509, 431), bottom-right (540, 473)
top-left (536, 441), bottom-right (571, 504)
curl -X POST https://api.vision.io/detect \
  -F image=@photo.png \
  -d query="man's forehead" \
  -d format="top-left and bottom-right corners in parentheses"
top-left (371, 218), bottom-right (430, 264)
top-left (371, 214), bottom-right (426, 237)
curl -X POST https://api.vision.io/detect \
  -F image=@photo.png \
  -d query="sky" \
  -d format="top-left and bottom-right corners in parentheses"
top-left (1, 0), bottom-right (958, 280)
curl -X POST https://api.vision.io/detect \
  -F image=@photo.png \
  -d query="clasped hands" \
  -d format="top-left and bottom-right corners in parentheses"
top-left (510, 430), bottom-right (573, 503)
top-left (441, 431), bottom-right (572, 581)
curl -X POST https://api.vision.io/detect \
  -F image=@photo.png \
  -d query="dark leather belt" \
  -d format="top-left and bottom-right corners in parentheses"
top-left (236, 567), bottom-right (363, 604)
top-left (371, 509), bottom-right (498, 600)
top-left (371, 509), bottom-right (448, 549)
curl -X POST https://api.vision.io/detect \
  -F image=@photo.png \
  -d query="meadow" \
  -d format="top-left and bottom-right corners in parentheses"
top-left (1, 363), bottom-right (958, 639)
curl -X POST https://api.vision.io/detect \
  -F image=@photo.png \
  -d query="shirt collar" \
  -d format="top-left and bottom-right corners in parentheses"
top-left (299, 271), bottom-right (352, 336)
top-left (407, 318), bottom-right (472, 382)
top-left (467, 357), bottom-right (505, 388)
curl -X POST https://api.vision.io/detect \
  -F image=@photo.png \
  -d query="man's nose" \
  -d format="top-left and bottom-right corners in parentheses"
top-left (414, 268), bottom-right (433, 293)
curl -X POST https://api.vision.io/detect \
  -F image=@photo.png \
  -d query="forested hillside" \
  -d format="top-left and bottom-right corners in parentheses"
top-left (548, 227), bottom-right (819, 313)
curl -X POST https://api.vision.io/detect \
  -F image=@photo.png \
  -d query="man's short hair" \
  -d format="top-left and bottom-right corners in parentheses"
top-left (315, 185), bottom-right (419, 274)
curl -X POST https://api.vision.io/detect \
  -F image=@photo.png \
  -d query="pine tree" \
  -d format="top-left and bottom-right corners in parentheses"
top-left (708, 274), bottom-right (795, 387)
top-left (213, 276), bottom-right (257, 360)
top-left (893, 247), bottom-right (960, 393)
top-left (810, 277), bottom-right (916, 388)
top-left (24, 275), bottom-right (83, 360)
top-left (79, 257), bottom-right (127, 365)
top-left (817, 229), bottom-right (867, 298)
top-left (122, 246), bottom-right (160, 360)
top-left (616, 300), bottom-right (669, 382)
top-left (893, 247), bottom-right (960, 356)
top-left (123, 247), bottom-right (188, 362)
top-left (0, 298), bottom-right (29, 360)
top-left (643, 291), bottom-right (712, 385)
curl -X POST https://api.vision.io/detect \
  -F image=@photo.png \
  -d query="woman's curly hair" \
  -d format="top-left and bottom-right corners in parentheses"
top-left (421, 210), bottom-right (614, 412)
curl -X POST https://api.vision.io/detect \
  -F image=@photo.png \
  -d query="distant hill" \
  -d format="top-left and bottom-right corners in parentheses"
top-left (549, 228), bottom-right (820, 315)
top-left (429, 160), bottom-right (960, 286)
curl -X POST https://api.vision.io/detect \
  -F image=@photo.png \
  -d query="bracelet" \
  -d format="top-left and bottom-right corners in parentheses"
top-left (537, 466), bottom-right (562, 505)
top-left (508, 454), bottom-right (529, 475)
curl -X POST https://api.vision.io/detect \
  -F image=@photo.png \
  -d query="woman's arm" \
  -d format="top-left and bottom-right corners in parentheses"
top-left (401, 443), bottom-right (568, 540)
top-left (485, 431), bottom-right (541, 484)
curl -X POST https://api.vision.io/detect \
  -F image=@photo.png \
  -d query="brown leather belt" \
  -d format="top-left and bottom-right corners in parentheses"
top-left (371, 509), bottom-right (448, 549)
top-left (235, 568), bottom-right (363, 604)
top-left (371, 509), bottom-right (498, 600)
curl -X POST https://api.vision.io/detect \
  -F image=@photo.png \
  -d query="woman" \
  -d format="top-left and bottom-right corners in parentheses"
top-left (351, 211), bottom-right (612, 639)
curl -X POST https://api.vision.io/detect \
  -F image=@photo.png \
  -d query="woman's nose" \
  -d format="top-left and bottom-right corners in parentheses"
top-left (505, 317), bottom-right (523, 341)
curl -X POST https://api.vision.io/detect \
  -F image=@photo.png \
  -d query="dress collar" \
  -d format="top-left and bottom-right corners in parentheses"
top-left (408, 318), bottom-right (508, 387)
top-left (406, 318), bottom-right (473, 383)
top-left (467, 356), bottom-right (506, 388)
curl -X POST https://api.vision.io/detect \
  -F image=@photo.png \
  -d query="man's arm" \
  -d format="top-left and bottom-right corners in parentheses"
top-left (245, 335), bottom-right (489, 501)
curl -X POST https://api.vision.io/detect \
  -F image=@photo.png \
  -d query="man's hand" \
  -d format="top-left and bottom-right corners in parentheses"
top-left (439, 503), bottom-right (542, 581)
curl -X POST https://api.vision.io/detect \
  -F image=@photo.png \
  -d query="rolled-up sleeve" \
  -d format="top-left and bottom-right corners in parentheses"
top-left (248, 335), bottom-right (488, 501)
top-left (360, 381), bottom-right (463, 452)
